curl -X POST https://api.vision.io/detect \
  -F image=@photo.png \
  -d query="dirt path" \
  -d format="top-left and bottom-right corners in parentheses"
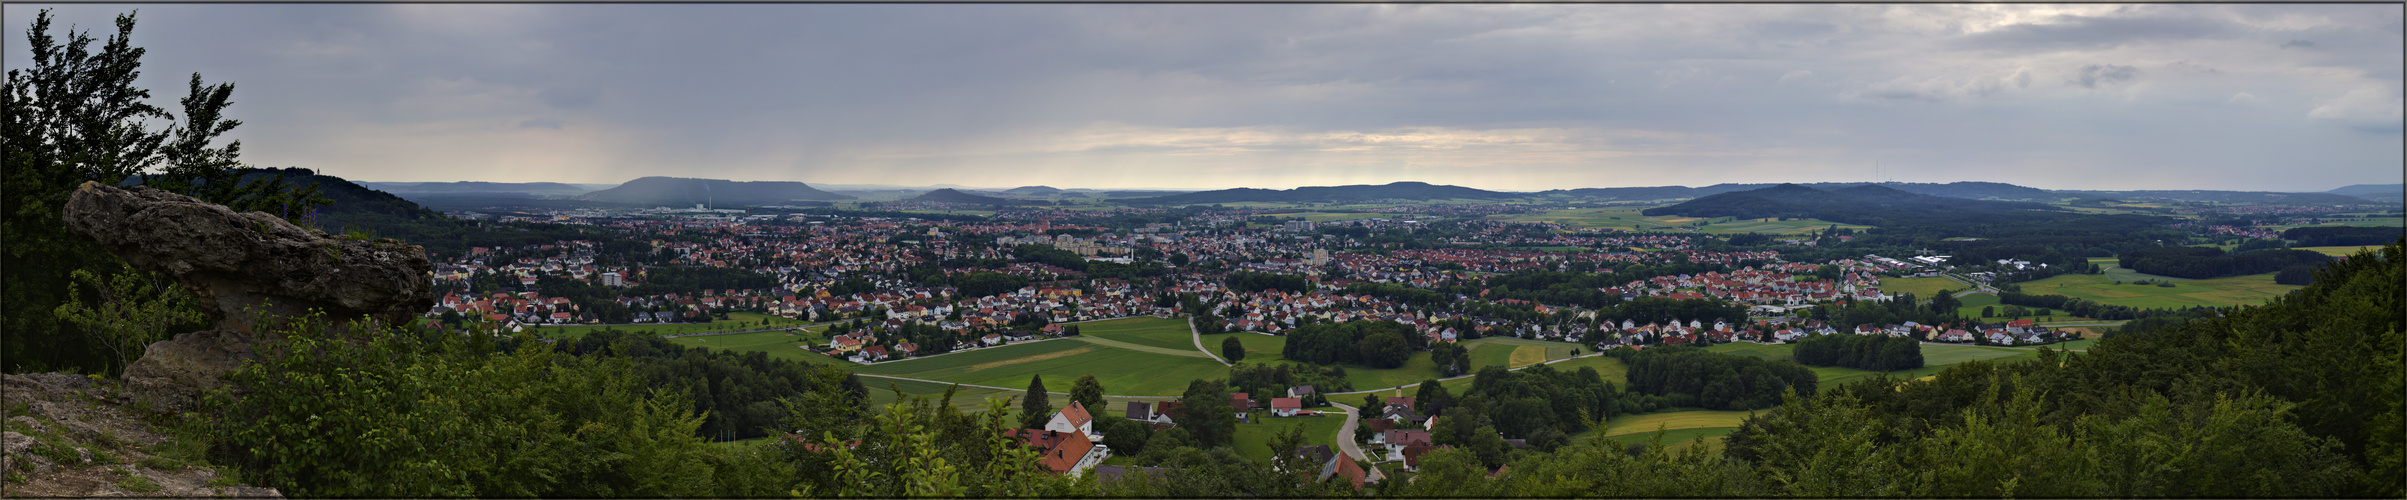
top-left (1328, 402), bottom-right (1386, 483)
top-left (1192, 318), bottom-right (1232, 366)
top-left (1073, 335), bottom-right (1216, 359)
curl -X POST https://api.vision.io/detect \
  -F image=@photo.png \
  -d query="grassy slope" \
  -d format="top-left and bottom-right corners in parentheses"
top-left (663, 327), bottom-right (857, 367)
top-left (1078, 317), bottom-right (1203, 352)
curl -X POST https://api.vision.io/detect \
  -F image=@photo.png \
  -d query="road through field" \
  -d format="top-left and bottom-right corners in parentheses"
top-left (1329, 402), bottom-right (1386, 483)
top-left (1193, 318), bottom-right (1232, 366)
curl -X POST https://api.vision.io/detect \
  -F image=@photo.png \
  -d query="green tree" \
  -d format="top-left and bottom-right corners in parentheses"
top-left (1171, 379), bottom-right (1237, 448)
top-left (1415, 378), bottom-right (1453, 417)
top-left (1356, 330), bottom-right (1410, 368)
top-left (1070, 374), bottom-right (1104, 415)
top-left (1020, 375), bottom-right (1051, 429)
top-left (1221, 336), bottom-right (1246, 362)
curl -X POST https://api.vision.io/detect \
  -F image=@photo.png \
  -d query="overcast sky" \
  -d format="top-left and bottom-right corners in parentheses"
top-left (8, 4), bottom-right (2400, 191)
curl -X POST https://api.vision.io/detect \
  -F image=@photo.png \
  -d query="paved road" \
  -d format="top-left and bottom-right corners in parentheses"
top-left (1329, 403), bottom-right (1386, 483)
top-left (1192, 318), bottom-right (1232, 366)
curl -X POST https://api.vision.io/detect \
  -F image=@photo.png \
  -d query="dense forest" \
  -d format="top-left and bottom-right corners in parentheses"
top-left (2284, 226), bottom-right (2405, 247)
top-left (1279, 320), bottom-right (1425, 368)
top-left (2117, 246), bottom-right (2331, 279)
top-left (1790, 333), bottom-right (1924, 371)
top-left (1609, 345), bottom-right (1819, 411)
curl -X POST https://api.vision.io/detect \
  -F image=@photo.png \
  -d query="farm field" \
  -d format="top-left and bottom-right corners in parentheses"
top-left (2018, 271), bottom-right (2300, 309)
top-left (1231, 412), bottom-right (1348, 464)
top-left (661, 327), bottom-right (854, 367)
top-left (1463, 337), bottom-right (1582, 370)
top-left (2085, 257), bottom-right (2196, 283)
top-left (859, 377), bottom-right (1021, 412)
top-left (854, 337), bottom-right (1230, 396)
top-left (1540, 355), bottom-right (1630, 384)
top-left (1582, 409), bottom-right (1756, 448)
top-left (1879, 277), bottom-right (1963, 299)
top-left (532, 311), bottom-right (813, 339)
top-left (1218, 332), bottom-right (1290, 365)
top-left (1074, 317), bottom-right (1202, 351)
top-left (1600, 427), bottom-right (1738, 452)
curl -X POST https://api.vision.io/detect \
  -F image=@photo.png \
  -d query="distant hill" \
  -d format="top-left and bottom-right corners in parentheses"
top-left (1004, 186), bottom-right (1062, 195)
top-left (2056, 190), bottom-right (2373, 205)
top-left (913, 188), bottom-right (1046, 206)
top-left (582, 177), bottom-right (853, 207)
top-left (1112, 181), bottom-right (1514, 205)
top-left (1642, 183), bottom-right (2072, 227)
top-left (1541, 181), bottom-right (2064, 202)
top-left (359, 181), bottom-right (594, 197)
top-left (2328, 184), bottom-right (2404, 203)
top-left (229, 168), bottom-right (454, 232)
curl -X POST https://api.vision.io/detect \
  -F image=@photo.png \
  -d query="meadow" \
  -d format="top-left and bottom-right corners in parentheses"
top-left (1463, 337), bottom-right (1583, 370)
top-left (2018, 270), bottom-right (2301, 309)
top-left (1878, 276), bottom-right (1964, 299)
top-left (853, 336), bottom-right (1230, 396)
top-left (2296, 245), bottom-right (2386, 257)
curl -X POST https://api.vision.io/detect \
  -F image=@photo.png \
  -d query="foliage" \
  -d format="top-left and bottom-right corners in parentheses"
top-left (1790, 333), bottom-right (1924, 372)
top-left (1172, 379), bottom-right (1238, 449)
top-left (1020, 375), bottom-right (1052, 429)
top-left (784, 387), bottom-right (1075, 497)
top-left (2118, 246), bottom-right (2331, 280)
top-left (205, 314), bottom-right (789, 497)
top-left (1226, 271), bottom-right (1310, 294)
top-left (560, 329), bottom-right (847, 441)
top-left (621, 265), bottom-right (779, 297)
top-left (1222, 336), bottom-right (1246, 362)
top-left (2283, 226), bottom-right (2403, 247)
top-left (51, 265), bottom-right (205, 375)
top-left (1610, 345), bottom-right (1816, 411)
top-left (1070, 374), bottom-right (1104, 416)
top-left (1280, 320), bottom-right (1422, 369)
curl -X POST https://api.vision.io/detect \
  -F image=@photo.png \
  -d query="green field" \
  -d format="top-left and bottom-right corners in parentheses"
top-left (854, 337), bottom-right (1230, 396)
top-left (1599, 426), bottom-right (1738, 451)
top-left (1076, 317), bottom-right (1202, 351)
top-left (532, 311), bottom-right (814, 339)
top-left (1540, 355), bottom-right (1630, 384)
top-left (662, 327), bottom-right (854, 367)
top-left (1231, 412), bottom-right (1349, 464)
top-left (1263, 211), bottom-right (1391, 223)
top-left (1463, 337), bottom-right (1582, 370)
top-left (2086, 257), bottom-right (2197, 283)
top-left (1879, 277), bottom-right (1963, 299)
top-left (1589, 409), bottom-right (1755, 445)
top-left (1218, 333), bottom-right (1290, 365)
top-left (2018, 271), bottom-right (2301, 309)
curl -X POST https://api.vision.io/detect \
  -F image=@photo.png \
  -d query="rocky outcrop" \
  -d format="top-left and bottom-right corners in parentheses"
top-left (2, 373), bottom-right (284, 498)
top-left (60, 181), bottom-right (434, 412)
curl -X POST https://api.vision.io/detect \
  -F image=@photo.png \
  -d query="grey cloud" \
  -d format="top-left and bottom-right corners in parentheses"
top-left (2068, 64), bottom-right (2138, 89)
top-left (2280, 39), bottom-right (2316, 49)
top-left (539, 87), bottom-right (598, 109)
top-left (519, 118), bottom-right (564, 129)
top-left (1955, 13), bottom-right (2237, 53)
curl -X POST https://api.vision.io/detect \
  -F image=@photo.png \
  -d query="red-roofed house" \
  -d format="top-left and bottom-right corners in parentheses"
top-left (1004, 428), bottom-right (1110, 476)
top-left (1271, 397), bottom-right (1304, 417)
top-left (1047, 401), bottom-right (1101, 440)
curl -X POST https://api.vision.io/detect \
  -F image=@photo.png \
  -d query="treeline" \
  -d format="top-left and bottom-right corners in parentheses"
top-left (2118, 246), bottom-right (2330, 279)
top-left (1227, 271), bottom-right (1311, 293)
top-left (1609, 345), bottom-right (1817, 411)
top-left (1791, 333), bottom-right (1924, 371)
top-left (623, 266), bottom-right (781, 296)
top-left (1471, 261), bottom-right (1741, 310)
top-left (1424, 364), bottom-right (1632, 464)
top-left (1800, 292), bottom-right (1961, 328)
top-left (534, 275), bottom-right (637, 323)
top-left (2284, 226), bottom-right (2403, 247)
top-left (1279, 320), bottom-right (1425, 369)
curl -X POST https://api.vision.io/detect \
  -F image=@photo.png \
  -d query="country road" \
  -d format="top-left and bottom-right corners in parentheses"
top-left (1193, 318), bottom-right (1232, 366)
top-left (1329, 402), bottom-right (1386, 483)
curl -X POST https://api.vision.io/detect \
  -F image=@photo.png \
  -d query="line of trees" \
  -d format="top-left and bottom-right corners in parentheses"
top-left (1997, 291), bottom-right (2219, 322)
top-left (1791, 333), bottom-right (1924, 372)
top-left (1609, 345), bottom-right (1817, 411)
top-left (2283, 226), bottom-right (2403, 247)
top-left (2118, 246), bottom-right (2331, 279)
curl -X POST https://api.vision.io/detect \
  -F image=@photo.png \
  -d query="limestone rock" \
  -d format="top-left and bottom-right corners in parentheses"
top-left (61, 181), bottom-right (433, 333)
top-left (60, 181), bottom-right (434, 412)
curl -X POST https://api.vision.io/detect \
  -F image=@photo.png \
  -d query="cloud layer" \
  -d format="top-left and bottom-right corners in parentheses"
top-left (7, 4), bottom-right (2399, 191)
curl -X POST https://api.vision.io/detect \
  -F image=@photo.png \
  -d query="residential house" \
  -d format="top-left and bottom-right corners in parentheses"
top-left (1003, 428), bottom-right (1110, 477)
top-left (1046, 401), bottom-right (1102, 441)
top-left (1271, 397), bottom-right (1304, 417)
